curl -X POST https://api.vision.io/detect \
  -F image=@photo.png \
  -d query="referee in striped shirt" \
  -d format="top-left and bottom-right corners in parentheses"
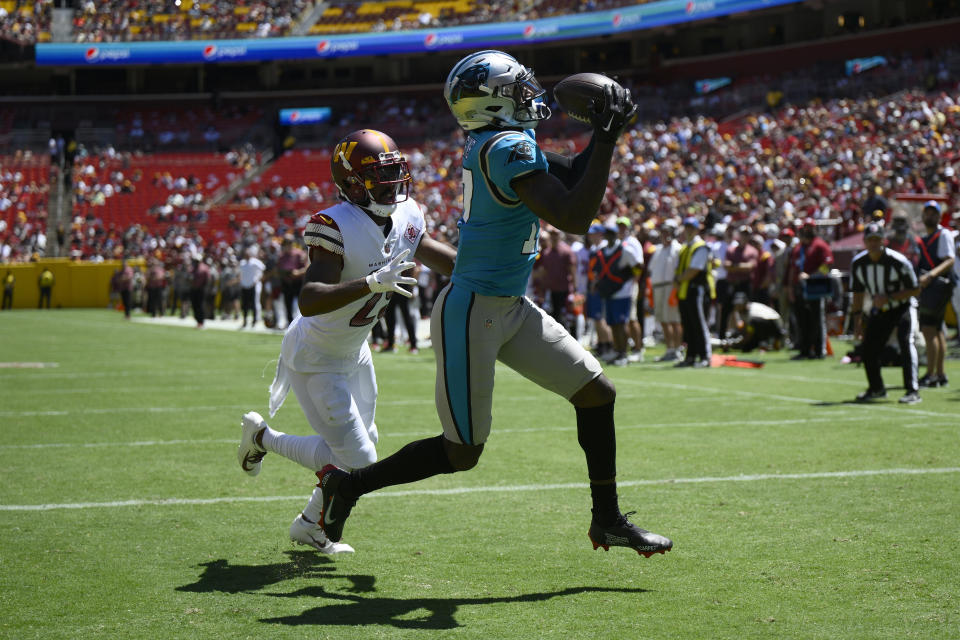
top-left (849, 222), bottom-right (922, 404)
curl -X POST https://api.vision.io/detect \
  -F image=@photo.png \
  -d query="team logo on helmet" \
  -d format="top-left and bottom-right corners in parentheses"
top-left (449, 63), bottom-right (489, 104)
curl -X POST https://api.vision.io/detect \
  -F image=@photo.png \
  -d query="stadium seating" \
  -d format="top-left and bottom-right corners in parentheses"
top-left (0, 152), bottom-right (52, 262)
top-left (71, 152), bottom-right (247, 234)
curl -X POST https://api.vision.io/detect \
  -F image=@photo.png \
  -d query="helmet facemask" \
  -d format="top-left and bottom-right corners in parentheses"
top-left (501, 68), bottom-right (551, 126)
top-left (337, 148), bottom-right (411, 217)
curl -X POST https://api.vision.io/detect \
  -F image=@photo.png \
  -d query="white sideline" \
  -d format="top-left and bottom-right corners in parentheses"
top-left (2, 467), bottom-right (957, 512)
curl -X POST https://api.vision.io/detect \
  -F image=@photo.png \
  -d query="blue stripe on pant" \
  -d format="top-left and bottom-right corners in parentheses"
top-left (441, 284), bottom-right (476, 445)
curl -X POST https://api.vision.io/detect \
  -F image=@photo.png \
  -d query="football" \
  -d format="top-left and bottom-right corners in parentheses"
top-left (552, 72), bottom-right (624, 124)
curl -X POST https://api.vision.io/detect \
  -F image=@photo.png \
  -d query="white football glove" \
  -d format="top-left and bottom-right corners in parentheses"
top-left (365, 248), bottom-right (417, 298)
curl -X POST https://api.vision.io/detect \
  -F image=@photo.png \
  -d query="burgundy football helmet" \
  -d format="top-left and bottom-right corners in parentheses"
top-left (331, 129), bottom-right (411, 217)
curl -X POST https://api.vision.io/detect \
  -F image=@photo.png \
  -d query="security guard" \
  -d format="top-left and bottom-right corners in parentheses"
top-left (848, 222), bottom-right (921, 404)
top-left (674, 216), bottom-right (715, 368)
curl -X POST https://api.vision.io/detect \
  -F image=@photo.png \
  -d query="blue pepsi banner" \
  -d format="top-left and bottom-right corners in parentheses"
top-left (694, 77), bottom-right (732, 94)
top-left (36, 0), bottom-right (802, 66)
top-left (845, 56), bottom-right (887, 77)
top-left (279, 107), bottom-right (331, 125)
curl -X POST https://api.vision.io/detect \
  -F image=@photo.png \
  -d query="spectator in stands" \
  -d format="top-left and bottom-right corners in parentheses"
top-left (788, 219), bottom-right (833, 359)
top-left (861, 185), bottom-right (889, 221)
top-left (915, 201), bottom-right (956, 388)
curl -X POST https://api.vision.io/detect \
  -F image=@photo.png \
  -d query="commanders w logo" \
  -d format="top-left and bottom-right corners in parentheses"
top-left (334, 141), bottom-right (358, 163)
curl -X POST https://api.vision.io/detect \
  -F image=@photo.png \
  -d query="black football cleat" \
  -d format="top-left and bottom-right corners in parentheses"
top-left (588, 511), bottom-right (673, 558)
top-left (316, 464), bottom-right (356, 543)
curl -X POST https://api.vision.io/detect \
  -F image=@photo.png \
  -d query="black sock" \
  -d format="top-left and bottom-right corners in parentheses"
top-left (342, 435), bottom-right (456, 499)
top-left (575, 402), bottom-right (620, 526)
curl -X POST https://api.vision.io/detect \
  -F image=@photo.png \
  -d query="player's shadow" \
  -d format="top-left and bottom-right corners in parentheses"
top-left (811, 387), bottom-right (908, 407)
top-left (176, 550), bottom-right (375, 595)
top-left (259, 585), bottom-right (650, 630)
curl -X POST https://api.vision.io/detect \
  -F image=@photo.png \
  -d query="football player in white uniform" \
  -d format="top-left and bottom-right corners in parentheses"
top-left (237, 129), bottom-right (456, 553)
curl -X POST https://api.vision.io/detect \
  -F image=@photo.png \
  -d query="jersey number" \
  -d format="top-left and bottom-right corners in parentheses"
top-left (521, 223), bottom-right (538, 254)
top-left (350, 292), bottom-right (391, 327)
top-left (461, 168), bottom-right (474, 222)
top-left (462, 168), bottom-right (537, 255)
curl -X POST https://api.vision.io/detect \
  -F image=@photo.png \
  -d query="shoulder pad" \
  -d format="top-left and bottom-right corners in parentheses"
top-left (304, 211), bottom-right (344, 255)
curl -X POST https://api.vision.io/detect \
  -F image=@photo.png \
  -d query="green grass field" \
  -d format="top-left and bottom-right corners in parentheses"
top-left (1, 309), bottom-right (958, 639)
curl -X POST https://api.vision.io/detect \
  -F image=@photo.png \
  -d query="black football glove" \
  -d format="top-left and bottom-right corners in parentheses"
top-left (588, 83), bottom-right (637, 144)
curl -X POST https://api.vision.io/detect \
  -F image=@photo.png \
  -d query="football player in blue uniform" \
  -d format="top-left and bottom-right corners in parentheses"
top-left (315, 50), bottom-right (672, 558)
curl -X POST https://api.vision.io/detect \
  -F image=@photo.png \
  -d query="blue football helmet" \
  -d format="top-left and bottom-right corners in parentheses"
top-left (444, 50), bottom-right (552, 131)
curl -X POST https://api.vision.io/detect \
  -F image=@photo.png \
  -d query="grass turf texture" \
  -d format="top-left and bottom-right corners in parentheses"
top-left (1, 309), bottom-right (958, 639)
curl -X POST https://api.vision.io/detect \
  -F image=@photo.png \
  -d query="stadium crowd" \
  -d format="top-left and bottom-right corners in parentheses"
top-left (2, 46), bottom-right (959, 360)
top-left (0, 0), bottom-right (651, 44)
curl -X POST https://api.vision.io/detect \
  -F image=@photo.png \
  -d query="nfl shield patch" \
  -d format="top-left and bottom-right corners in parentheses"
top-left (405, 223), bottom-right (420, 244)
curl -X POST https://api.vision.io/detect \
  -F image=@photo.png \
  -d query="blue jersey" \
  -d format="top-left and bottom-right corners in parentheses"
top-left (451, 128), bottom-right (548, 296)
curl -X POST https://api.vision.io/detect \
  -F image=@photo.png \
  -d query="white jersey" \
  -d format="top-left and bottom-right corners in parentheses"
top-left (281, 199), bottom-right (426, 372)
top-left (238, 256), bottom-right (265, 288)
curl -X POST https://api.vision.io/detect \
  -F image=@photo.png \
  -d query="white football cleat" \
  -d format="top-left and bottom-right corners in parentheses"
top-left (289, 514), bottom-right (355, 554)
top-left (237, 411), bottom-right (267, 476)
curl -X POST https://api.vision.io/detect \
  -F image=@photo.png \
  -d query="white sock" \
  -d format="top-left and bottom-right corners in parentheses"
top-left (302, 486), bottom-right (324, 524)
top-left (261, 427), bottom-right (334, 471)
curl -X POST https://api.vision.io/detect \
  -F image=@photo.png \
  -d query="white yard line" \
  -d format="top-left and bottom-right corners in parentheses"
top-left (0, 414), bottom-right (871, 450)
top-left (2, 467), bottom-right (957, 512)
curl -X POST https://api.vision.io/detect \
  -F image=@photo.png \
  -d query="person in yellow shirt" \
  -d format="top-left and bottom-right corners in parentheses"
top-left (38, 268), bottom-right (54, 309)
top-left (2, 270), bottom-right (14, 310)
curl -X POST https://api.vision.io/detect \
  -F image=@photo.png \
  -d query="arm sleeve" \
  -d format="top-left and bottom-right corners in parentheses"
top-left (688, 245), bottom-right (709, 271)
top-left (849, 261), bottom-right (864, 293)
top-left (937, 231), bottom-right (956, 260)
